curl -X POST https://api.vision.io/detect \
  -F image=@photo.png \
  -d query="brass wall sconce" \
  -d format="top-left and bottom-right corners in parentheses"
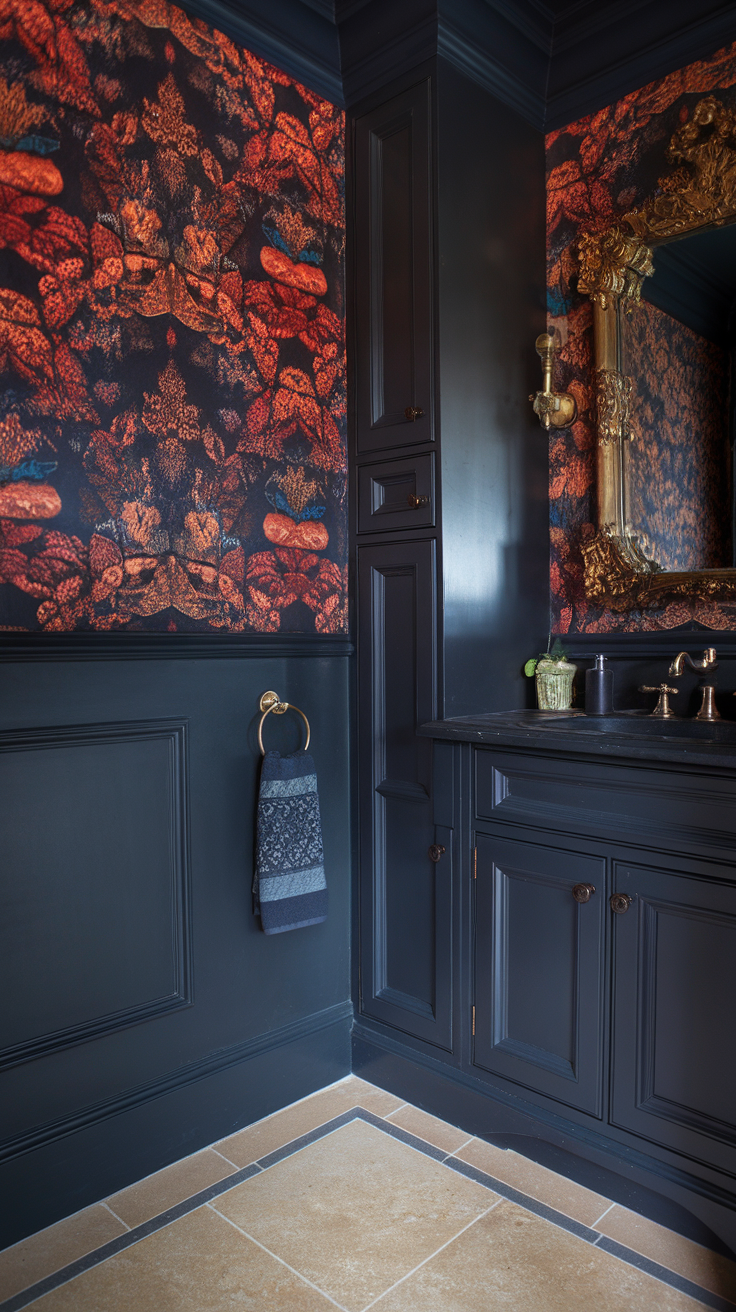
top-left (530, 332), bottom-right (577, 432)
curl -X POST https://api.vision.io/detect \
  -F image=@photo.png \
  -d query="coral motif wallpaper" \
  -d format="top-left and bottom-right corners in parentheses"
top-left (547, 41), bottom-right (736, 633)
top-left (0, 0), bottom-right (346, 633)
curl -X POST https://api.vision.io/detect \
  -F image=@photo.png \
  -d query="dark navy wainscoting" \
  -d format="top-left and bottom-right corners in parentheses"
top-left (0, 648), bottom-right (352, 1247)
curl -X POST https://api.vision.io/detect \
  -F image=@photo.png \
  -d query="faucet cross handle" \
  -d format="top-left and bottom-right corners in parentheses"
top-left (639, 684), bottom-right (680, 719)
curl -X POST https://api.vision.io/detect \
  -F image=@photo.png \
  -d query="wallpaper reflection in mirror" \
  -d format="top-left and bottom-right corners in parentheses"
top-left (0, 0), bottom-right (346, 634)
top-left (547, 39), bottom-right (736, 634)
top-left (622, 284), bottom-right (731, 574)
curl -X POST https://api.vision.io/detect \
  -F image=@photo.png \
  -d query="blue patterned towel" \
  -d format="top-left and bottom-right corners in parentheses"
top-left (254, 750), bottom-right (328, 934)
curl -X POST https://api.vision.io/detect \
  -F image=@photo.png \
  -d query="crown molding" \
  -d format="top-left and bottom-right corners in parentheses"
top-left (438, 0), bottom-right (548, 129)
top-left (546, 0), bottom-right (736, 129)
top-left (179, 0), bottom-right (343, 103)
top-left (168, 0), bottom-right (736, 136)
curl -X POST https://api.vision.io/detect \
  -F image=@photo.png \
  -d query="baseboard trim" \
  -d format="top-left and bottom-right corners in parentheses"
top-left (351, 1022), bottom-right (736, 1226)
top-left (1, 1001), bottom-right (353, 1165)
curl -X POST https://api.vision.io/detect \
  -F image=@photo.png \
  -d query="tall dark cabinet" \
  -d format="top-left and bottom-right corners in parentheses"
top-left (351, 64), bottom-right (549, 1064)
top-left (354, 78), bottom-right (451, 1049)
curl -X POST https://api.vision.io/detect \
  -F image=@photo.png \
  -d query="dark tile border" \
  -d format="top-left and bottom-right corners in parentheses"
top-left (1, 1106), bottom-right (732, 1311)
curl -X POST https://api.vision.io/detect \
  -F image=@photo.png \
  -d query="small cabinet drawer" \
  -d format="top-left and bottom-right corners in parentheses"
top-left (358, 455), bottom-right (435, 533)
top-left (474, 747), bottom-right (736, 856)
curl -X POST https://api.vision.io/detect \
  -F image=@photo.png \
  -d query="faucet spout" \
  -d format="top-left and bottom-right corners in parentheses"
top-left (668, 647), bottom-right (718, 677)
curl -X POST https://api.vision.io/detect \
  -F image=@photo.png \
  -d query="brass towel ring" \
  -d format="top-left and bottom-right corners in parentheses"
top-left (258, 690), bottom-right (311, 755)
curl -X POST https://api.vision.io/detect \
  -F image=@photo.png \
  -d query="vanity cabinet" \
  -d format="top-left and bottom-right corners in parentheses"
top-left (473, 833), bottom-right (605, 1116)
top-left (453, 725), bottom-right (736, 1243)
top-left (610, 857), bottom-right (736, 1178)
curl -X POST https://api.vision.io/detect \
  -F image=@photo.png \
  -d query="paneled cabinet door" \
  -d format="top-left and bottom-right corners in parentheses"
top-left (358, 539), bottom-right (452, 1050)
top-left (354, 80), bottom-right (434, 453)
top-left (611, 861), bottom-right (736, 1177)
top-left (474, 835), bottom-right (605, 1115)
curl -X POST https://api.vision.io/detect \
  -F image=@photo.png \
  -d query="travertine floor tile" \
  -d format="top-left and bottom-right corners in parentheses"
top-left (106, 1147), bottom-right (237, 1228)
top-left (595, 1204), bottom-right (736, 1302)
top-left (372, 1200), bottom-right (706, 1311)
top-left (32, 1206), bottom-right (336, 1312)
top-left (212, 1117), bottom-right (495, 1312)
top-left (0, 1204), bottom-right (126, 1302)
top-left (454, 1137), bottom-right (609, 1227)
top-left (384, 1104), bottom-right (472, 1154)
top-left (215, 1075), bottom-right (403, 1167)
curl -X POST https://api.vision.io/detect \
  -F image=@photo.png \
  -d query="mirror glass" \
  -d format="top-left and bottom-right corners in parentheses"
top-left (620, 224), bottom-right (736, 572)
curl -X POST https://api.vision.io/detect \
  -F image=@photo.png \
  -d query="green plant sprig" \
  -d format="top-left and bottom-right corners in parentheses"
top-left (524, 638), bottom-right (568, 677)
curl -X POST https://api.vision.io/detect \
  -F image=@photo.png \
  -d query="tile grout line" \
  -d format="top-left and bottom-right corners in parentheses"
top-left (0, 1164), bottom-right (264, 1312)
top-left (594, 1235), bottom-right (736, 1311)
top-left (3, 1105), bottom-right (733, 1312)
top-left (444, 1135), bottom-right (475, 1156)
top-left (99, 1202), bottom-right (130, 1232)
top-left (209, 1146), bottom-right (241, 1170)
top-left (381, 1102), bottom-right (409, 1119)
top-left (207, 1204), bottom-right (351, 1312)
top-left (358, 1200), bottom-right (504, 1312)
top-left (590, 1201), bottom-right (616, 1230)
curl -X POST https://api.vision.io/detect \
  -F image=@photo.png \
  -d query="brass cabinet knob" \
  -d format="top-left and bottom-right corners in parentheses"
top-left (428, 844), bottom-right (446, 862)
top-left (404, 406), bottom-right (424, 421)
top-left (407, 494), bottom-right (429, 508)
top-left (610, 893), bottom-right (632, 914)
top-left (572, 882), bottom-right (595, 903)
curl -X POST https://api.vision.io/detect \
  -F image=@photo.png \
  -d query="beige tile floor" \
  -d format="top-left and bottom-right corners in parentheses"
top-left (1, 1075), bottom-right (734, 1311)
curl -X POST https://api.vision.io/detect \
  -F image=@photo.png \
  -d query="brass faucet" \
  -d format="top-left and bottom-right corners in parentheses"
top-left (668, 648), bottom-right (720, 721)
top-left (668, 647), bottom-right (718, 677)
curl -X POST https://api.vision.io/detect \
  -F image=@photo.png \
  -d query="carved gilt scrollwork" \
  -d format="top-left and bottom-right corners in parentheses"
top-left (596, 369), bottom-right (632, 443)
top-left (582, 529), bottom-right (660, 611)
top-left (577, 228), bottom-right (654, 308)
top-left (624, 96), bottom-right (736, 242)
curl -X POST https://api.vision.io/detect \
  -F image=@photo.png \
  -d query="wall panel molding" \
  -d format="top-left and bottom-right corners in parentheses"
top-left (0, 719), bottom-right (192, 1070)
top-left (0, 1001), bottom-right (353, 1164)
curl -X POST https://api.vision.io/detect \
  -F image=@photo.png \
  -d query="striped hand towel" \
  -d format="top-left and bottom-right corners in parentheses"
top-left (253, 750), bottom-right (328, 934)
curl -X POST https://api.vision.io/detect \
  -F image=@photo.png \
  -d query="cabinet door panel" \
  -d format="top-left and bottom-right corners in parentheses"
top-left (474, 835), bottom-right (605, 1115)
top-left (354, 82), bottom-right (434, 453)
top-left (358, 540), bottom-right (451, 1049)
top-left (611, 861), bottom-right (736, 1175)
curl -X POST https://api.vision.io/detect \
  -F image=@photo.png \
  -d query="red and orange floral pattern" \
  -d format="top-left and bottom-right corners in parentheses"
top-left (0, 0), bottom-right (346, 632)
top-left (547, 41), bottom-right (736, 633)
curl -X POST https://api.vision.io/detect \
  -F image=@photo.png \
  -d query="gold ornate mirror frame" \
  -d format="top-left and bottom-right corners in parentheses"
top-left (578, 94), bottom-right (736, 611)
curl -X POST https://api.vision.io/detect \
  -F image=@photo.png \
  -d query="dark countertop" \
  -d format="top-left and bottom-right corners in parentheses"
top-left (418, 709), bottom-right (736, 770)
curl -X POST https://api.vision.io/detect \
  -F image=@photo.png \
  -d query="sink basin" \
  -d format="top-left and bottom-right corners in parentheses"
top-left (542, 713), bottom-right (736, 743)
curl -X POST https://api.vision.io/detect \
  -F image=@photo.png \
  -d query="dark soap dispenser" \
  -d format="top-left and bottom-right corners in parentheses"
top-left (585, 654), bottom-right (613, 716)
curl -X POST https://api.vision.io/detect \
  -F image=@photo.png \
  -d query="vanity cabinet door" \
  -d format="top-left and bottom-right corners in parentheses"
top-left (357, 539), bottom-right (453, 1051)
top-left (611, 860), bottom-right (736, 1177)
top-left (473, 834), bottom-right (605, 1115)
top-left (354, 80), bottom-right (434, 454)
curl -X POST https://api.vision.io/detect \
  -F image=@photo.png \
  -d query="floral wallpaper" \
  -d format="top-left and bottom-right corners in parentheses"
top-left (0, 0), bottom-right (346, 633)
top-left (547, 41), bottom-right (736, 633)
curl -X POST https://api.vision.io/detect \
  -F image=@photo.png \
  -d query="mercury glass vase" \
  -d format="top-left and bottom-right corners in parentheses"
top-left (535, 658), bottom-right (576, 710)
